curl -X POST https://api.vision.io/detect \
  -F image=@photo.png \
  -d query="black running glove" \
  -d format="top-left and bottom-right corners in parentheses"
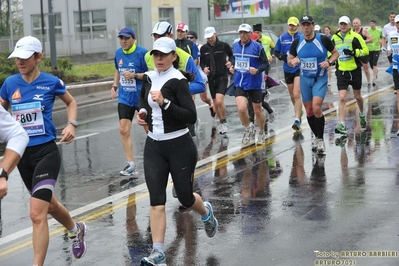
top-left (343, 49), bottom-right (355, 56)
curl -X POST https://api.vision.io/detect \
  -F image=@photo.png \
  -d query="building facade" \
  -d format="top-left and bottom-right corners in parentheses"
top-left (21, 0), bottom-right (208, 59)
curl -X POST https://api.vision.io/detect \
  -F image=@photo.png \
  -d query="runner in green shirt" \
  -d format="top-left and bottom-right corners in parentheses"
top-left (367, 19), bottom-right (383, 86)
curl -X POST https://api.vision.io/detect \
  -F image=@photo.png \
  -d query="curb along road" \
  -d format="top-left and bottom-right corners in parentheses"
top-left (54, 80), bottom-right (114, 112)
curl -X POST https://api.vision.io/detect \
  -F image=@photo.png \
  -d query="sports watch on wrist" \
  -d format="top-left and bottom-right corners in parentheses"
top-left (68, 120), bottom-right (78, 128)
top-left (0, 168), bottom-right (8, 181)
top-left (161, 98), bottom-right (170, 109)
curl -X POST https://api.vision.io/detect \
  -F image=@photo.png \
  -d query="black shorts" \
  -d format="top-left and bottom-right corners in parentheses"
top-left (336, 68), bottom-right (362, 90)
top-left (118, 103), bottom-right (138, 121)
top-left (393, 69), bottom-right (399, 90)
top-left (235, 87), bottom-right (263, 103)
top-left (368, 51), bottom-right (380, 67)
top-left (18, 140), bottom-right (61, 202)
top-left (144, 132), bottom-right (198, 207)
top-left (358, 55), bottom-right (369, 64)
top-left (284, 70), bottom-right (300, 84)
top-left (208, 76), bottom-right (228, 99)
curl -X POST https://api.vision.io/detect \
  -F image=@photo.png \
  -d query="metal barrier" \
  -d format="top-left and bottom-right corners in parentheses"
top-left (65, 80), bottom-right (113, 98)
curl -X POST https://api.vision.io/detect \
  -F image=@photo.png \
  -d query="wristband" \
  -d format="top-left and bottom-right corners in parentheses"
top-left (0, 168), bottom-right (8, 181)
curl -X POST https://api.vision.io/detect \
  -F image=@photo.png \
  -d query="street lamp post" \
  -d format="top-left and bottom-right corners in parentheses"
top-left (48, 0), bottom-right (57, 70)
top-left (241, 0), bottom-right (244, 24)
top-left (8, 0), bottom-right (13, 47)
top-left (40, 0), bottom-right (45, 52)
top-left (78, 0), bottom-right (84, 54)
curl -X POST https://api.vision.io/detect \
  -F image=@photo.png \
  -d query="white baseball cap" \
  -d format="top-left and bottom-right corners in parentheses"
top-left (395, 15), bottom-right (399, 23)
top-left (150, 37), bottom-right (176, 55)
top-left (338, 16), bottom-right (351, 24)
top-left (204, 27), bottom-right (216, 38)
top-left (315, 25), bottom-right (321, 31)
top-left (9, 36), bottom-right (42, 59)
top-left (152, 21), bottom-right (174, 36)
top-left (238, 23), bottom-right (252, 32)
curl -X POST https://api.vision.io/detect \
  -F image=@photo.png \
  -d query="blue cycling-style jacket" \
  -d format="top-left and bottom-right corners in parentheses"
top-left (232, 40), bottom-right (267, 90)
top-left (275, 31), bottom-right (302, 73)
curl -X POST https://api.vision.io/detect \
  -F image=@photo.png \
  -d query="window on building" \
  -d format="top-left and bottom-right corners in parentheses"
top-left (159, 8), bottom-right (174, 31)
top-left (74, 10), bottom-right (107, 40)
top-left (188, 8), bottom-right (201, 38)
top-left (31, 13), bottom-right (62, 42)
top-left (124, 8), bottom-right (142, 45)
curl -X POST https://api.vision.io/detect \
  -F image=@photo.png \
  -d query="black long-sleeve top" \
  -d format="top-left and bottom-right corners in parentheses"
top-left (139, 67), bottom-right (197, 135)
top-left (200, 38), bottom-right (234, 80)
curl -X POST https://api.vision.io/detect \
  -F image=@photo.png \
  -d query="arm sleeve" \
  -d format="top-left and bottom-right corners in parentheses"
top-left (168, 79), bottom-right (197, 124)
top-left (191, 43), bottom-right (199, 60)
top-left (270, 39), bottom-right (275, 49)
top-left (226, 43), bottom-right (235, 66)
top-left (321, 35), bottom-right (335, 52)
top-left (186, 57), bottom-right (206, 94)
top-left (199, 46), bottom-right (206, 70)
top-left (139, 74), bottom-right (150, 111)
top-left (353, 35), bottom-right (369, 57)
top-left (257, 48), bottom-right (269, 73)
top-left (289, 38), bottom-right (300, 57)
top-left (264, 46), bottom-right (271, 58)
top-left (274, 38), bottom-right (285, 60)
top-left (0, 106), bottom-right (29, 157)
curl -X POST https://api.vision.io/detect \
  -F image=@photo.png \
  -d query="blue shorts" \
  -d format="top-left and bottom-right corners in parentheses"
top-left (299, 75), bottom-right (328, 103)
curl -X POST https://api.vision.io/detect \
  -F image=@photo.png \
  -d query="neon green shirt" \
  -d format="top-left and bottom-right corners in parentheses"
top-left (367, 27), bottom-right (382, 52)
top-left (259, 34), bottom-right (275, 58)
top-left (145, 47), bottom-right (191, 71)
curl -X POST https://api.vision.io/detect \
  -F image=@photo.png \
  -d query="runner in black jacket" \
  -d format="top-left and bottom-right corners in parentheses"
top-left (200, 26), bottom-right (234, 135)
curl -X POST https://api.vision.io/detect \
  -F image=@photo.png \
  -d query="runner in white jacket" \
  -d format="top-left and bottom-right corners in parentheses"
top-left (0, 105), bottom-right (29, 199)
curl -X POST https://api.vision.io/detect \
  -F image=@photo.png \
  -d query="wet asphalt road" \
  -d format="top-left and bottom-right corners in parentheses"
top-left (1, 59), bottom-right (399, 266)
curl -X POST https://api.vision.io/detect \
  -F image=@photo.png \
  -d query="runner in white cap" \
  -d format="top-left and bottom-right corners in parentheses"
top-left (138, 37), bottom-right (218, 266)
top-left (1, 35), bottom-right (88, 265)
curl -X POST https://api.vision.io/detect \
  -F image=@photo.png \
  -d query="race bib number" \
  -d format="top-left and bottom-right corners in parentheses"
top-left (11, 101), bottom-right (45, 136)
top-left (392, 43), bottom-right (399, 56)
top-left (300, 57), bottom-right (317, 76)
top-left (392, 43), bottom-right (399, 69)
top-left (235, 57), bottom-right (250, 72)
top-left (120, 71), bottom-right (137, 92)
top-left (338, 46), bottom-right (351, 62)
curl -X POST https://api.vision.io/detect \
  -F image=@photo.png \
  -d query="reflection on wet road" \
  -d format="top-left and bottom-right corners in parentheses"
top-left (1, 64), bottom-right (399, 265)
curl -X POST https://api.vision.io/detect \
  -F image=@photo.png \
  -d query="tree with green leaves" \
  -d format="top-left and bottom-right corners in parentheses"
top-left (0, 0), bottom-right (23, 37)
top-left (210, 0), bottom-right (399, 29)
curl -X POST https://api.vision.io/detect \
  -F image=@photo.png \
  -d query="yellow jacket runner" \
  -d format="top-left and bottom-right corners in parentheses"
top-left (258, 34), bottom-right (275, 59)
top-left (331, 28), bottom-right (369, 71)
